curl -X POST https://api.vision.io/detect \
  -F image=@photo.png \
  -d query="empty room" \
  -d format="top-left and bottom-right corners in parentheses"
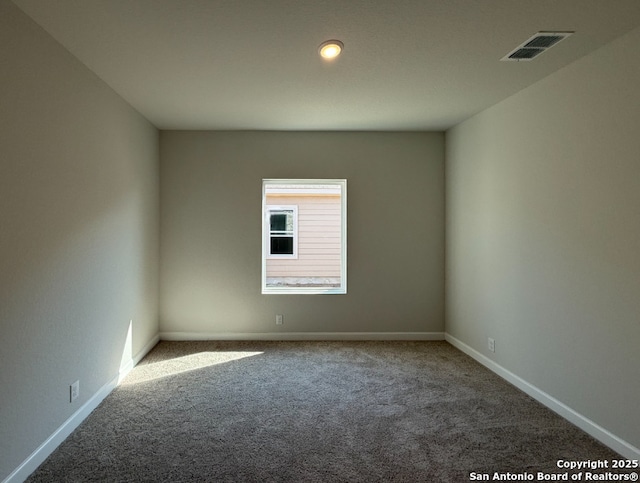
top-left (1, 0), bottom-right (639, 481)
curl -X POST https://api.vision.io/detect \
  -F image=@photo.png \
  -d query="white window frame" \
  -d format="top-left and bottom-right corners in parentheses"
top-left (266, 205), bottom-right (298, 259)
top-left (262, 179), bottom-right (347, 295)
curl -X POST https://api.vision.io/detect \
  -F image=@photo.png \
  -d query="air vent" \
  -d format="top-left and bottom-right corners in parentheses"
top-left (508, 48), bottom-right (545, 60)
top-left (501, 31), bottom-right (573, 62)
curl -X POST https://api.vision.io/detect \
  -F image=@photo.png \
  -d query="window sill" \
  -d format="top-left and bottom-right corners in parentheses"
top-left (262, 286), bottom-right (346, 295)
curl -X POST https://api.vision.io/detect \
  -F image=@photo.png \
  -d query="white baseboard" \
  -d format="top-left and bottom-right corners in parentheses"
top-left (160, 331), bottom-right (446, 341)
top-left (445, 333), bottom-right (640, 460)
top-left (3, 376), bottom-right (117, 483)
top-left (4, 333), bottom-right (160, 483)
top-left (15, 332), bottom-right (634, 481)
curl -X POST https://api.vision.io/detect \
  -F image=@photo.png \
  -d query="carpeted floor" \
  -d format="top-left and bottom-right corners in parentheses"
top-left (27, 341), bottom-right (626, 482)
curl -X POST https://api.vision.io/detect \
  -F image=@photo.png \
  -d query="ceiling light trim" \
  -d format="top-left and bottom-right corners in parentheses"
top-left (318, 40), bottom-right (344, 59)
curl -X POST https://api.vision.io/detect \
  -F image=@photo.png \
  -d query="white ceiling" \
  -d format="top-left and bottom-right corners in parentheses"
top-left (12, 0), bottom-right (640, 131)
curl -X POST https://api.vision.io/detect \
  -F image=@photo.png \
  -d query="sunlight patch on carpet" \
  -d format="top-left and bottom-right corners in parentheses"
top-left (121, 351), bottom-right (263, 384)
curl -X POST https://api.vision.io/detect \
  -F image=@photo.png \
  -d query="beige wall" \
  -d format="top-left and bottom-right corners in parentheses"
top-left (0, 1), bottom-right (159, 479)
top-left (160, 131), bottom-right (444, 336)
top-left (446, 26), bottom-right (640, 453)
top-left (266, 194), bottom-right (341, 279)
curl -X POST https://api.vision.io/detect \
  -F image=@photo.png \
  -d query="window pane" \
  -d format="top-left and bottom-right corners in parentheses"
top-left (270, 213), bottom-right (288, 231)
top-left (263, 179), bottom-right (346, 294)
top-left (271, 236), bottom-right (293, 255)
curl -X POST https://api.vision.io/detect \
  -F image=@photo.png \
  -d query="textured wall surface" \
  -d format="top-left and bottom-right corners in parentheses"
top-left (446, 26), bottom-right (640, 452)
top-left (0, 2), bottom-right (159, 479)
top-left (160, 131), bottom-right (445, 336)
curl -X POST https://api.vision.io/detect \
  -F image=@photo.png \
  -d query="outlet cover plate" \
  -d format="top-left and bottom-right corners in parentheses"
top-left (488, 338), bottom-right (495, 353)
top-left (70, 380), bottom-right (80, 402)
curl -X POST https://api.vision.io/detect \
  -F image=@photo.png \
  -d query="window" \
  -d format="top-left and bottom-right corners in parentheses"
top-left (262, 179), bottom-right (346, 294)
top-left (267, 206), bottom-right (297, 258)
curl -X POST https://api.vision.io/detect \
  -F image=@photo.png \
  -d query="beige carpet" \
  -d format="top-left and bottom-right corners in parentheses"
top-left (27, 341), bottom-right (627, 482)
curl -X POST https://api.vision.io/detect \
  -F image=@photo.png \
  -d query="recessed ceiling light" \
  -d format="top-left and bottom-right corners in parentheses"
top-left (319, 40), bottom-right (344, 59)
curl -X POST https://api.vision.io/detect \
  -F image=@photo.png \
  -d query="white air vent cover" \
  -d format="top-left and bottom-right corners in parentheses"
top-left (501, 32), bottom-right (573, 61)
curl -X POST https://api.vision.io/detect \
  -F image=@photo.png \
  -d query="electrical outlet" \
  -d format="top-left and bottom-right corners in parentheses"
top-left (488, 338), bottom-right (495, 353)
top-left (275, 314), bottom-right (284, 325)
top-left (70, 380), bottom-right (80, 402)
